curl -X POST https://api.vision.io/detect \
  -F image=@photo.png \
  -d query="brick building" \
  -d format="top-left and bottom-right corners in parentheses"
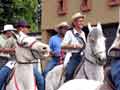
top-left (41, 0), bottom-right (120, 53)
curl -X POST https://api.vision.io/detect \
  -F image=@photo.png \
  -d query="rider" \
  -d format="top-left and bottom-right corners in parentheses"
top-left (109, 44), bottom-right (120, 89)
top-left (0, 24), bottom-right (16, 90)
top-left (43, 21), bottom-right (70, 77)
top-left (61, 12), bottom-right (86, 82)
top-left (0, 24), bottom-right (16, 68)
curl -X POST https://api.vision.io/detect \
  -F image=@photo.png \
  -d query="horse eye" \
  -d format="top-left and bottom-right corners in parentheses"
top-left (89, 37), bottom-right (95, 43)
top-left (90, 39), bottom-right (95, 43)
top-left (22, 42), bottom-right (27, 46)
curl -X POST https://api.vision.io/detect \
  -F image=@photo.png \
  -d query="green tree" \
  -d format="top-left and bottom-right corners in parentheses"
top-left (0, 0), bottom-right (39, 32)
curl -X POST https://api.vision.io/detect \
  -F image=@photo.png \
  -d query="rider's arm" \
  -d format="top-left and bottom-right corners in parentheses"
top-left (0, 48), bottom-right (15, 53)
top-left (49, 36), bottom-right (61, 57)
top-left (61, 31), bottom-right (83, 50)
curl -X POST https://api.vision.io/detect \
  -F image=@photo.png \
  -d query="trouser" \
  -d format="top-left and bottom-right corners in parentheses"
top-left (43, 57), bottom-right (59, 77)
top-left (111, 58), bottom-right (120, 90)
top-left (64, 53), bottom-right (81, 82)
top-left (0, 66), bottom-right (12, 90)
top-left (33, 64), bottom-right (45, 90)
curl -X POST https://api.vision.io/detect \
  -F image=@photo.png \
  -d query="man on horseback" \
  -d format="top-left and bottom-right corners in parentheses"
top-left (108, 24), bottom-right (120, 90)
top-left (61, 12), bottom-right (86, 82)
top-left (43, 21), bottom-right (70, 77)
top-left (0, 24), bottom-right (16, 90)
top-left (0, 24), bottom-right (16, 68)
top-left (0, 20), bottom-right (45, 90)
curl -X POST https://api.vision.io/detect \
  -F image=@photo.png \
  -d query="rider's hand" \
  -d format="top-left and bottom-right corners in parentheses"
top-left (5, 61), bottom-right (16, 69)
top-left (73, 44), bottom-right (83, 49)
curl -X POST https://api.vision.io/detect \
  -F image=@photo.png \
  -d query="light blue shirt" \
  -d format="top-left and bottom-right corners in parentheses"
top-left (49, 34), bottom-right (62, 56)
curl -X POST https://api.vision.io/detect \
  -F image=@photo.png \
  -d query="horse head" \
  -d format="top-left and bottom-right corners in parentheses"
top-left (86, 22), bottom-right (106, 65)
top-left (12, 31), bottom-right (50, 63)
top-left (108, 24), bottom-right (120, 58)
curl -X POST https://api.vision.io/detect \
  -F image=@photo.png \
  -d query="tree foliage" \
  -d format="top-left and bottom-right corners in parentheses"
top-left (0, 0), bottom-right (38, 32)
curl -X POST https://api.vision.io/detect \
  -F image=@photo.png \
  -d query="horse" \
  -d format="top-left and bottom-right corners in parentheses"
top-left (5, 31), bottom-right (50, 90)
top-left (57, 79), bottom-right (103, 90)
top-left (45, 22), bottom-right (107, 90)
top-left (75, 22), bottom-right (107, 81)
top-left (57, 23), bottom-right (120, 90)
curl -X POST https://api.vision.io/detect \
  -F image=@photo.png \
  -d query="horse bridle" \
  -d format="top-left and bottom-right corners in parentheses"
top-left (16, 38), bottom-right (42, 64)
top-left (90, 46), bottom-right (105, 64)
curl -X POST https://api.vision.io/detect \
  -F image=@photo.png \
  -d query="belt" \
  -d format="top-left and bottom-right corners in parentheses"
top-left (0, 56), bottom-right (11, 60)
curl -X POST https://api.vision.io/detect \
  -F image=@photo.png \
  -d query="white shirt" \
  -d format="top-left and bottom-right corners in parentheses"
top-left (61, 28), bottom-right (86, 64)
top-left (61, 28), bottom-right (86, 53)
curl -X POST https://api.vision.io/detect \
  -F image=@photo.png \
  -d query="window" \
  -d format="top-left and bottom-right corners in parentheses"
top-left (107, 0), bottom-right (120, 6)
top-left (80, 0), bottom-right (92, 12)
top-left (57, 0), bottom-right (68, 16)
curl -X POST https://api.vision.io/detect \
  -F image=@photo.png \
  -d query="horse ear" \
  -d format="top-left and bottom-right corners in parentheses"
top-left (97, 22), bottom-right (103, 32)
top-left (11, 31), bottom-right (19, 40)
top-left (116, 23), bottom-right (120, 37)
top-left (88, 22), bottom-right (92, 32)
top-left (19, 31), bottom-right (28, 37)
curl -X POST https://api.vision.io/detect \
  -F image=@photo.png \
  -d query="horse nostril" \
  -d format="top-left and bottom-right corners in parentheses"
top-left (43, 47), bottom-right (47, 50)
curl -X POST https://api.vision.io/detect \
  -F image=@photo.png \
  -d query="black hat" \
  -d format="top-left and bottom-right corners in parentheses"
top-left (16, 20), bottom-right (30, 28)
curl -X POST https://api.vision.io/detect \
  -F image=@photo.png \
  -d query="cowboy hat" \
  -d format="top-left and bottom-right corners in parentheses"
top-left (56, 21), bottom-right (70, 28)
top-left (55, 21), bottom-right (70, 32)
top-left (2, 24), bottom-right (16, 32)
top-left (71, 12), bottom-right (85, 22)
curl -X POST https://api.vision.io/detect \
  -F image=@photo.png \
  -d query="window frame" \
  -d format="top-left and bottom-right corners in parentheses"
top-left (80, 0), bottom-right (92, 12)
top-left (107, 0), bottom-right (120, 7)
top-left (57, 0), bottom-right (68, 16)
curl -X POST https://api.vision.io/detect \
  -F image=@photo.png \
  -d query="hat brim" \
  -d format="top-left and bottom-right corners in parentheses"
top-left (15, 25), bottom-right (31, 28)
top-left (72, 15), bottom-right (85, 22)
top-left (1, 29), bottom-right (17, 33)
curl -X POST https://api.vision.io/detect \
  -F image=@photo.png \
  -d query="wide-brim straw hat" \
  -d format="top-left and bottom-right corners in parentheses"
top-left (2, 24), bottom-right (16, 32)
top-left (56, 21), bottom-right (70, 28)
top-left (55, 21), bottom-right (70, 32)
top-left (71, 12), bottom-right (85, 23)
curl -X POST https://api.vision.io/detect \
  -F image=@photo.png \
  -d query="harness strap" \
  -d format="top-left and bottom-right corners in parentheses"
top-left (71, 29), bottom-right (86, 52)
top-left (84, 57), bottom-right (95, 64)
top-left (29, 41), bottom-right (37, 48)
top-left (16, 60), bottom-right (40, 64)
top-left (14, 74), bottom-right (19, 90)
top-left (83, 63), bottom-right (89, 79)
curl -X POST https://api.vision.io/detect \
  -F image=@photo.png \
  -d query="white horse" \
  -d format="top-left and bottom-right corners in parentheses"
top-left (57, 79), bottom-right (103, 90)
top-left (75, 23), bottom-right (106, 81)
top-left (57, 23), bottom-right (120, 90)
top-left (45, 23), bottom-right (107, 90)
top-left (6, 31), bottom-right (50, 90)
